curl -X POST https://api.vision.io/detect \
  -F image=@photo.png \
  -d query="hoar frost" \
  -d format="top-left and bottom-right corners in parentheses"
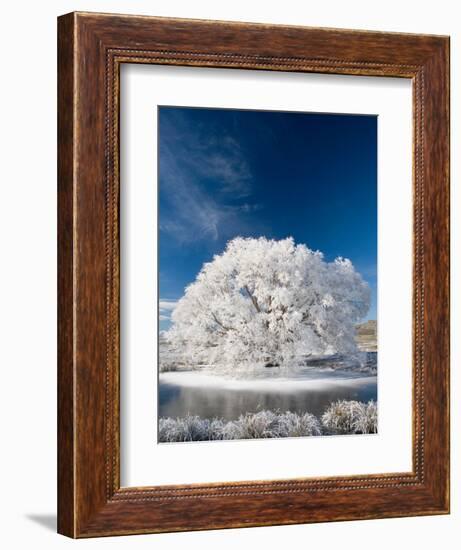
top-left (166, 237), bottom-right (370, 372)
top-left (321, 400), bottom-right (378, 435)
top-left (158, 410), bottom-right (322, 442)
top-left (158, 401), bottom-right (377, 442)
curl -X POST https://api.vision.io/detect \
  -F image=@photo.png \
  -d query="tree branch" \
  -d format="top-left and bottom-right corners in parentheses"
top-left (301, 315), bottom-right (323, 339)
top-left (244, 285), bottom-right (261, 313)
top-left (210, 311), bottom-right (235, 332)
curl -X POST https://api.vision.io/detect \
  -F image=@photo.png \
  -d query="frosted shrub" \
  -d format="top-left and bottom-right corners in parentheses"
top-left (158, 417), bottom-right (179, 442)
top-left (158, 416), bottom-right (211, 442)
top-left (277, 411), bottom-right (322, 437)
top-left (226, 411), bottom-right (281, 439)
top-left (158, 401), bottom-right (377, 442)
top-left (219, 410), bottom-right (321, 440)
top-left (207, 418), bottom-right (227, 440)
top-left (355, 400), bottom-right (378, 434)
top-left (321, 400), bottom-right (363, 434)
top-left (158, 359), bottom-right (180, 373)
top-left (159, 410), bottom-right (322, 442)
top-left (321, 400), bottom-right (377, 435)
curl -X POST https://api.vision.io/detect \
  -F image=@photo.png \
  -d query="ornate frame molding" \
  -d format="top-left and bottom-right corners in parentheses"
top-left (58, 12), bottom-right (449, 537)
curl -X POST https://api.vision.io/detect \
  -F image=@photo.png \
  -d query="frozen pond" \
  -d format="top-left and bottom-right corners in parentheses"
top-left (159, 357), bottom-right (377, 420)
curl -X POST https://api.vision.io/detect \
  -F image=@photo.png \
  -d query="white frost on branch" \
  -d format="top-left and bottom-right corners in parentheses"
top-left (166, 237), bottom-right (370, 372)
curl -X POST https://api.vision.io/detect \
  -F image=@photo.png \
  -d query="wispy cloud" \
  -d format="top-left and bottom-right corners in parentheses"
top-left (159, 300), bottom-right (178, 311)
top-left (186, 134), bottom-right (252, 197)
top-left (159, 299), bottom-right (179, 325)
top-left (159, 108), bottom-right (260, 243)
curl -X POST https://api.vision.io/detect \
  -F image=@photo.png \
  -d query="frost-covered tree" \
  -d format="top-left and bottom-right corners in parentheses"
top-left (167, 237), bottom-right (370, 371)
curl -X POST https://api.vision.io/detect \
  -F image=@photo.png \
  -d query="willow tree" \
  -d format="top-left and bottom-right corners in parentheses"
top-left (167, 237), bottom-right (370, 371)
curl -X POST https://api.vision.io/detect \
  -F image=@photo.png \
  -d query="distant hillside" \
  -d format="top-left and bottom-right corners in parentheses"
top-left (355, 320), bottom-right (377, 352)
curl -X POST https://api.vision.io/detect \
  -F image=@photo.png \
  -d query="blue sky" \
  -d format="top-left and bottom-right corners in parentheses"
top-left (158, 106), bottom-right (377, 329)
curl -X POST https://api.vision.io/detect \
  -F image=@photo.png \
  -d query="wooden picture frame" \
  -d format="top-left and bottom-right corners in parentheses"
top-left (57, 12), bottom-right (450, 538)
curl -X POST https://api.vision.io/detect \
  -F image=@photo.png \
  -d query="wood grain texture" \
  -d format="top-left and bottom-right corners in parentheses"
top-left (57, 12), bottom-right (450, 538)
top-left (57, 12), bottom-right (75, 538)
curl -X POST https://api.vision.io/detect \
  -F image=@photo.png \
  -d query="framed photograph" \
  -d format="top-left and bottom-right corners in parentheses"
top-left (58, 12), bottom-right (450, 537)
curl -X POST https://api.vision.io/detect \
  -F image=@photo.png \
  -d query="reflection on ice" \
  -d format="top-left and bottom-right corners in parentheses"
top-left (158, 353), bottom-right (377, 421)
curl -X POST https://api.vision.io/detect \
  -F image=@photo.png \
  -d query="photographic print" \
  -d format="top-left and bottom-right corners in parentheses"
top-left (158, 106), bottom-right (377, 443)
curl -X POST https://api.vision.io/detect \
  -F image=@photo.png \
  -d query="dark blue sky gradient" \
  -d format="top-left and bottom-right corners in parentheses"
top-left (158, 106), bottom-right (377, 328)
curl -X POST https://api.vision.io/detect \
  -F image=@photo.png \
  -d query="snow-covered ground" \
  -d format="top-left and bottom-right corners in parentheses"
top-left (160, 367), bottom-right (376, 393)
top-left (159, 334), bottom-right (377, 374)
top-left (158, 343), bottom-right (378, 435)
top-left (158, 356), bottom-right (377, 423)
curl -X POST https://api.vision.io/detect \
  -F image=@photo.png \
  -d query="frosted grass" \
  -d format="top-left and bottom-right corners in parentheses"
top-left (321, 400), bottom-right (378, 435)
top-left (158, 400), bottom-right (376, 442)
